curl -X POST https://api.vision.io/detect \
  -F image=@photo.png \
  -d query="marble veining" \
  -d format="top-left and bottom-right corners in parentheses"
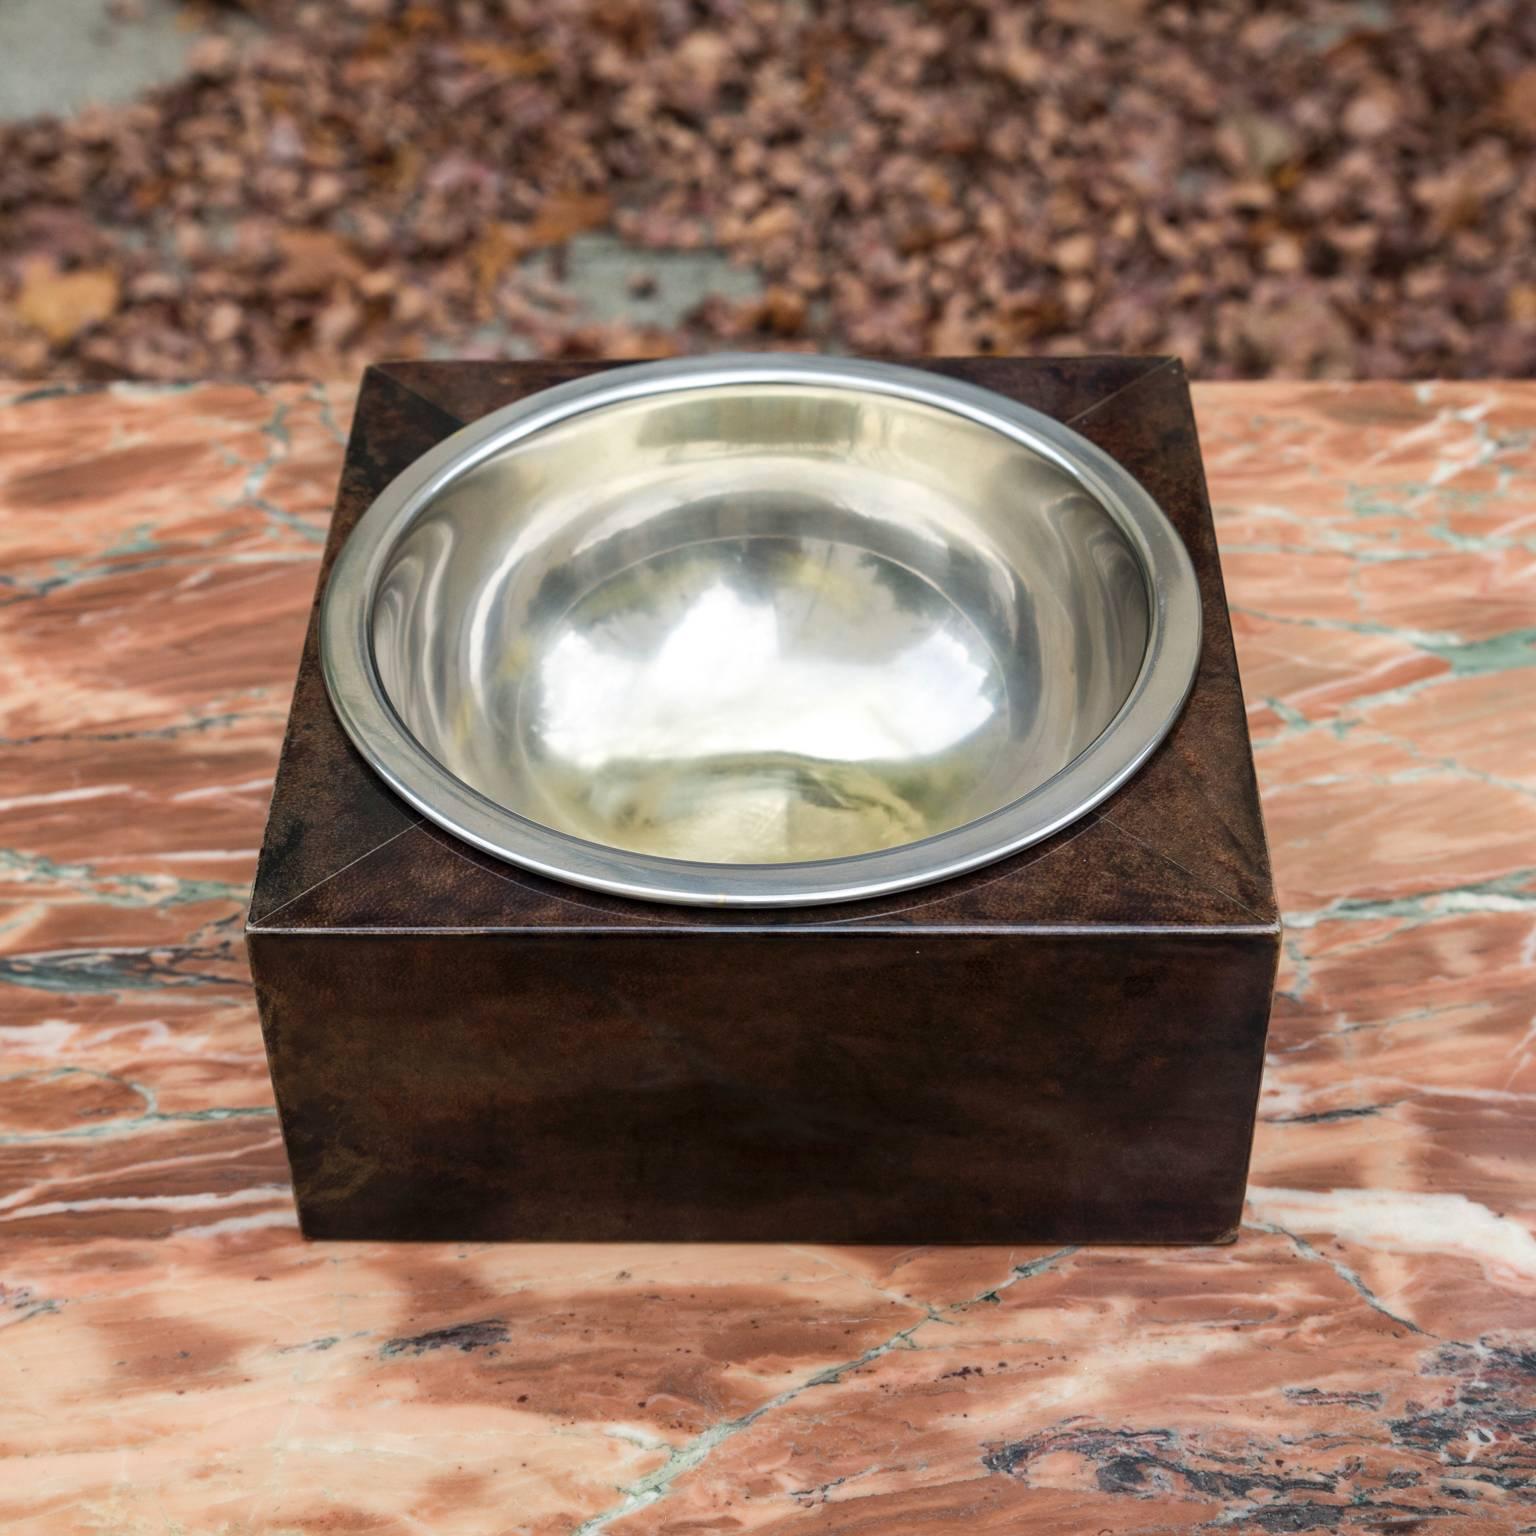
top-left (1, 377), bottom-right (1533, 1532)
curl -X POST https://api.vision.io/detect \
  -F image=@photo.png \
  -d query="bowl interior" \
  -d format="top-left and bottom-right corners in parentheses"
top-left (371, 384), bottom-right (1151, 865)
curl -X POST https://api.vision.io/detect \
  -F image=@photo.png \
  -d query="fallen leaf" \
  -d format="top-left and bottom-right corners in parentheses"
top-left (271, 229), bottom-right (363, 296)
top-left (470, 221), bottom-right (524, 297)
top-left (1045, 0), bottom-right (1146, 40)
top-left (454, 41), bottom-right (552, 76)
top-left (1053, 232), bottom-right (1096, 273)
top-left (16, 264), bottom-right (121, 344)
top-left (524, 193), bottom-right (613, 249)
top-left (740, 205), bottom-right (798, 243)
top-left (204, 300), bottom-right (243, 343)
top-left (1497, 66), bottom-right (1536, 137)
top-left (1509, 285), bottom-right (1536, 324)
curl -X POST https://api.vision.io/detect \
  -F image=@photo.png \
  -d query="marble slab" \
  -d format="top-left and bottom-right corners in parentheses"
top-left (1, 376), bottom-right (1533, 1532)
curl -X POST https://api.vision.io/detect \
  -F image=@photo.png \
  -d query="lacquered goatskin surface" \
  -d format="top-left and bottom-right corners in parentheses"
top-left (3, 368), bottom-right (1534, 1531)
top-left (251, 355), bottom-right (1276, 1252)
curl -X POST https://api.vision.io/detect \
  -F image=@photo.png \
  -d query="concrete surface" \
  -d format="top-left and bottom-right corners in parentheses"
top-left (561, 235), bottom-right (761, 328)
top-left (0, 0), bottom-right (204, 121)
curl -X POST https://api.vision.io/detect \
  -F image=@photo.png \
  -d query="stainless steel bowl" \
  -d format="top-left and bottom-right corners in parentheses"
top-left (322, 356), bottom-right (1200, 906)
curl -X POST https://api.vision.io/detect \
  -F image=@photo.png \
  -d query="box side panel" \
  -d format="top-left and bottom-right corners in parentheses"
top-left (254, 929), bottom-right (1277, 1245)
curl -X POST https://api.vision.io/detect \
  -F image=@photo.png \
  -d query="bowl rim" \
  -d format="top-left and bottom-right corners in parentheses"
top-left (321, 353), bottom-right (1202, 907)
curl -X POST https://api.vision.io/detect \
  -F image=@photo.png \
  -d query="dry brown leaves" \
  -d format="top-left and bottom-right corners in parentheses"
top-left (2, 0), bottom-right (1535, 381)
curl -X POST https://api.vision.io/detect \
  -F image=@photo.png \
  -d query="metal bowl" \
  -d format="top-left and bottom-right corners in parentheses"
top-left (322, 356), bottom-right (1200, 906)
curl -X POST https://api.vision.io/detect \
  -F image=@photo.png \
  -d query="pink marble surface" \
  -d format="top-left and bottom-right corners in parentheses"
top-left (0, 377), bottom-right (1533, 1533)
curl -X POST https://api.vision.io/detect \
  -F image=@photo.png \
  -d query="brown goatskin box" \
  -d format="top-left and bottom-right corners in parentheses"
top-left (246, 357), bottom-right (1280, 1244)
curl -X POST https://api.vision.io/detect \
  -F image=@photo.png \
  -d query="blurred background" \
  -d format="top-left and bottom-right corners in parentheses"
top-left (2, 0), bottom-right (1534, 383)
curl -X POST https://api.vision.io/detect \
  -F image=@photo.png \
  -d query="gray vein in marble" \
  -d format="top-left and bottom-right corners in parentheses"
top-left (572, 1248), bottom-right (1077, 1534)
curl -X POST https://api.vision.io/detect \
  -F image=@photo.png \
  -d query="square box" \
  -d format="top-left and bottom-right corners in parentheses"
top-left (247, 357), bottom-right (1279, 1243)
